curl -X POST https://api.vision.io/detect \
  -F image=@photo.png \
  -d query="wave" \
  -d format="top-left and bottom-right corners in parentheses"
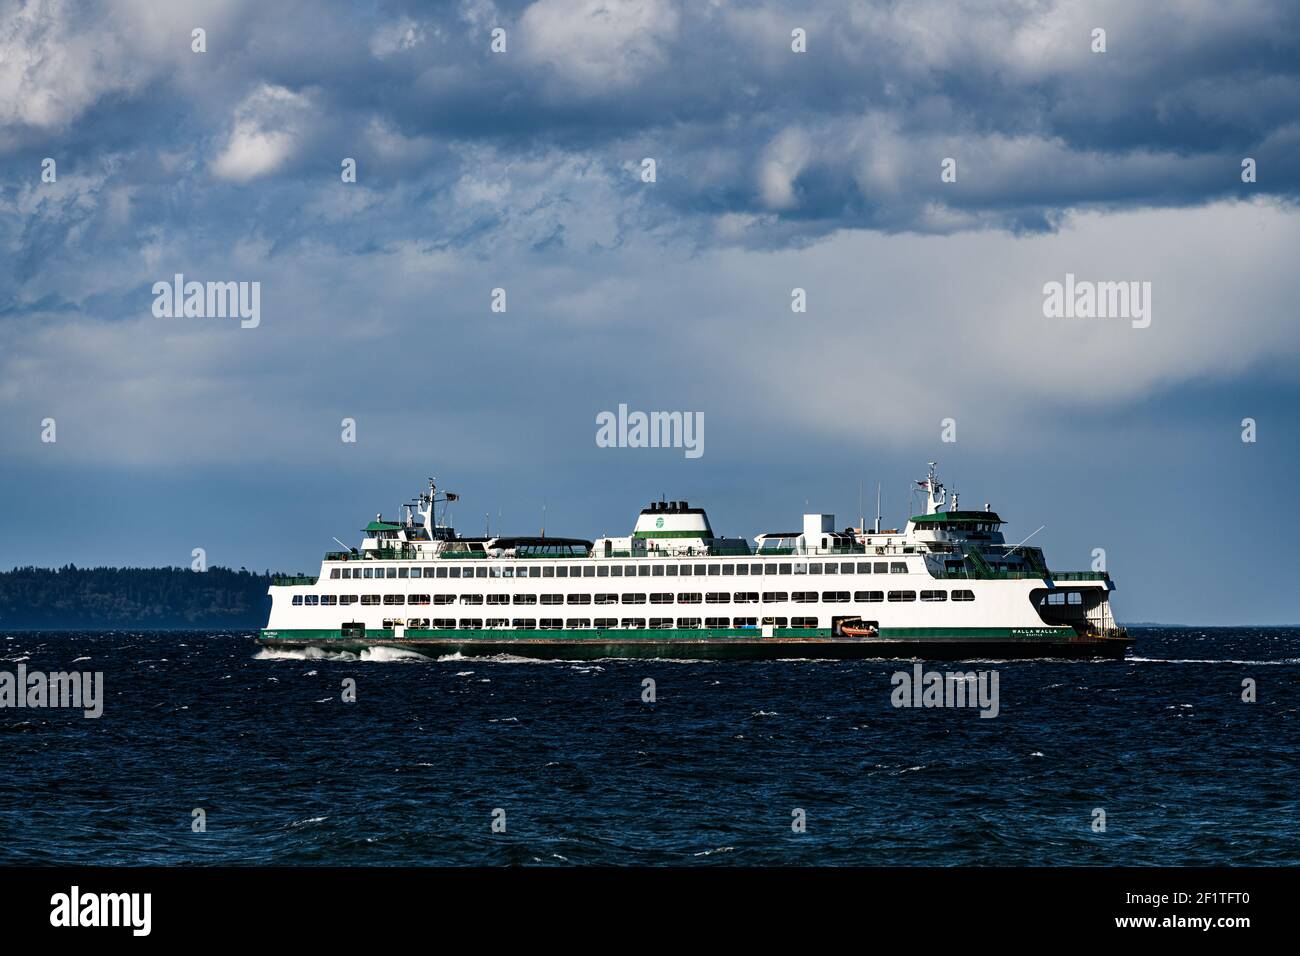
top-left (1126, 656), bottom-right (1300, 665)
top-left (435, 652), bottom-right (564, 664)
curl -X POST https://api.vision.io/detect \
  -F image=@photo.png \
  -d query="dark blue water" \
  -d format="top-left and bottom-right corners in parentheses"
top-left (1, 628), bottom-right (1297, 865)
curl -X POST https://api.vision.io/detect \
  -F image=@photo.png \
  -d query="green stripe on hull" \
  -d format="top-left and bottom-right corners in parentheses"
top-left (257, 625), bottom-right (1125, 661)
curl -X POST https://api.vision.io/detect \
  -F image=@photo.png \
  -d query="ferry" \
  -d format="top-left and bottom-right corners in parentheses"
top-left (258, 465), bottom-right (1131, 660)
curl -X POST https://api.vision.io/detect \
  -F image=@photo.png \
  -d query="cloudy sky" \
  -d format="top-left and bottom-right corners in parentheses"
top-left (2, 0), bottom-right (1298, 623)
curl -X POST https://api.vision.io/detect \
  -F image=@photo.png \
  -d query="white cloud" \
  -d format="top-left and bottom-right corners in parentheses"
top-left (0, 0), bottom-right (142, 132)
top-left (519, 0), bottom-right (680, 90)
top-left (370, 16), bottom-right (428, 58)
top-left (757, 128), bottom-right (812, 210)
top-left (210, 84), bottom-right (312, 183)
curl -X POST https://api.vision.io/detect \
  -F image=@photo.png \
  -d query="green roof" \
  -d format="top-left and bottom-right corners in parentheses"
top-left (364, 521), bottom-right (403, 532)
top-left (910, 511), bottom-right (1004, 524)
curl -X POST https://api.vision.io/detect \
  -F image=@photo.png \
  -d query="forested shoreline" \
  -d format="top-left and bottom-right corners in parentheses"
top-left (0, 566), bottom-right (282, 629)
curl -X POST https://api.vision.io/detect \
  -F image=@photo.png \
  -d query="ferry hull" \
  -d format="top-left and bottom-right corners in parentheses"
top-left (258, 628), bottom-right (1132, 661)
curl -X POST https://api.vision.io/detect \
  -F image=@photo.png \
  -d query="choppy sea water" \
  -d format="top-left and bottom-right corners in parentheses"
top-left (1, 628), bottom-right (1297, 866)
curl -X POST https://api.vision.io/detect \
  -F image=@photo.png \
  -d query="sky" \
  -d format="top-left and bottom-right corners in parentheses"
top-left (1, 0), bottom-right (1298, 623)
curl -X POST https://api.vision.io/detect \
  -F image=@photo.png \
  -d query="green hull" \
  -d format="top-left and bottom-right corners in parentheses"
top-left (258, 626), bottom-right (1132, 660)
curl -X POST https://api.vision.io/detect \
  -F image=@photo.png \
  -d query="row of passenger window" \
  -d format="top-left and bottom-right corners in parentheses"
top-left (383, 617), bottom-right (818, 630)
top-left (292, 589), bottom-right (976, 606)
top-left (329, 560), bottom-right (914, 580)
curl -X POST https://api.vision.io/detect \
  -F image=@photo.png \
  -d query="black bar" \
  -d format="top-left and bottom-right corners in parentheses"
top-left (0, 866), bottom-right (1281, 941)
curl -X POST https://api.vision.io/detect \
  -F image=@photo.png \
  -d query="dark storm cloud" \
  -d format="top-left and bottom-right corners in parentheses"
top-left (3, 0), bottom-right (1298, 259)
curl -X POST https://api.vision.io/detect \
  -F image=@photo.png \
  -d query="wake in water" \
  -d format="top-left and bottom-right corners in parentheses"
top-left (254, 646), bottom-right (434, 663)
top-left (1126, 656), bottom-right (1300, 665)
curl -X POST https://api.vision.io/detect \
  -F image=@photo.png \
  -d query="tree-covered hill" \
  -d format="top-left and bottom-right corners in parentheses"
top-left (0, 565), bottom-right (284, 629)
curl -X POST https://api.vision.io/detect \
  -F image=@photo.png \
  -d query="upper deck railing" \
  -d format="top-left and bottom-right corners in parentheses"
top-left (323, 544), bottom-right (903, 562)
top-left (932, 569), bottom-right (1110, 582)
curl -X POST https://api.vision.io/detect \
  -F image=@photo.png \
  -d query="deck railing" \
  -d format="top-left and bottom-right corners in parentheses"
top-left (271, 575), bottom-right (319, 586)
